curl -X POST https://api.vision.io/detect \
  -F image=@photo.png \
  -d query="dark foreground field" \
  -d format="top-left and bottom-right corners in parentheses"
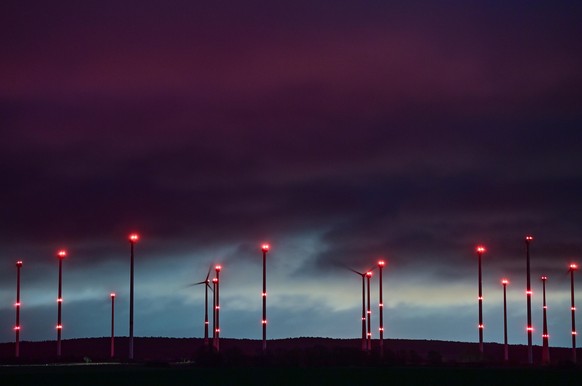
top-left (0, 363), bottom-right (580, 386)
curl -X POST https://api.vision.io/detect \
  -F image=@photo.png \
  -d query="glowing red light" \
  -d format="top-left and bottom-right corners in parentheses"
top-left (476, 246), bottom-right (486, 253)
top-left (541, 276), bottom-right (547, 280)
top-left (501, 279), bottom-right (509, 285)
top-left (478, 324), bottom-right (484, 329)
top-left (261, 243), bottom-right (270, 252)
top-left (110, 293), bottom-right (116, 298)
top-left (57, 298), bottom-right (63, 303)
top-left (572, 331), bottom-right (578, 335)
top-left (57, 250), bottom-right (67, 258)
top-left (16, 261), bottom-right (23, 267)
top-left (215, 328), bottom-right (220, 333)
top-left (56, 325), bottom-right (63, 330)
top-left (379, 327), bottom-right (384, 331)
top-left (572, 307), bottom-right (577, 311)
top-left (262, 320), bottom-right (267, 324)
top-left (204, 321), bottom-right (209, 325)
top-left (14, 326), bottom-right (20, 331)
top-left (570, 263), bottom-right (578, 270)
top-left (367, 310), bottom-right (371, 314)
top-left (262, 292), bottom-right (267, 297)
top-left (379, 303), bottom-right (384, 307)
top-left (215, 265), bottom-right (222, 271)
top-left (129, 233), bottom-right (139, 242)
top-left (525, 236), bottom-right (533, 241)
top-left (212, 278), bottom-right (218, 283)
top-left (378, 260), bottom-right (385, 267)
top-left (15, 302), bottom-right (21, 307)
top-left (478, 296), bottom-right (483, 300)
top-left (543, 306), bottom-right (548, 309)
top-left (367, 333), bottom-right (372, 337)
top-left (526, 290), bottom-right (533, 295)
top-left (526, 326), bottom-right (534, 331)
top-left (542, 334), bottom-right (549, 338)
top-left (366, 271), bottom-right (373, 277)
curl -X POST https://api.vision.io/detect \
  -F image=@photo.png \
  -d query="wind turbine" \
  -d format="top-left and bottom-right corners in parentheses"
top-left (346, 266), bottom-right (369, 352)
top-left (188, 266), bottom-right (213, 347)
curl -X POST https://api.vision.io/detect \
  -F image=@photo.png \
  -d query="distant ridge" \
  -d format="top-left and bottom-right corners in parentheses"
top-left (1, 337), bottom-right (580, 365)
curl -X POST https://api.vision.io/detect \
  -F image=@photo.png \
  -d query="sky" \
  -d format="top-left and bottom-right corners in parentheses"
top-left (1, 1), bottom-right (582, 351)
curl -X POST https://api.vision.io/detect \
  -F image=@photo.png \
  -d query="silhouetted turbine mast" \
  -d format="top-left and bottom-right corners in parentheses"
top-left (476, 245), bottom-right (486, 358)
top-left (56, 250), bottom-right (66, 358)
top-left (502, 279), bottom-right (509, 362)
top-left (541, 276), bottom-right (550, 364)
top-left (525, 235), bottom-right (534, 365)
top-left (569, 263), bottom-right (578, 363)
top-left (15, 260), bottom-right (23, 358)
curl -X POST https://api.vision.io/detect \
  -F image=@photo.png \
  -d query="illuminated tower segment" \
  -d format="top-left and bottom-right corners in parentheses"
top-left (261, 244), bottom-right (269, 354)
top-left (128, 233), bottom-right (139, 360)
top-left (476, 245), bottom-right (486, 357)
top-left (569, 263), bottom-right (578, 363)
top-left (15, 261), bottom-right (23, 358)
top-left (56, 250), bottom-right (66, 358)
top-left (541, 276), bottom-right (550, 364)
top-left (502, 279), bottom-right (509, 362)
top-left (378, 260), bottom-right (385, 356)
top-left (525, 236), bottom-right (533, 365)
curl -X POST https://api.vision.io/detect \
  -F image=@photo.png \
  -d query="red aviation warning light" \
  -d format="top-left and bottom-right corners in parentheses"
top-left (129, 233), bottom-right (139, 243)
top-left (261, 244), bottom-right (270, 253)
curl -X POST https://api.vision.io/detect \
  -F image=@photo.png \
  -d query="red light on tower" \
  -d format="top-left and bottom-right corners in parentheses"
top-left (215, 265), bottom-right (222, 271)
top-left (129, 233), bottom-right (139, 243)
top-left (261, 244), bottom-right (270, 252)
top-left (570, 263), bottom-right (578, 271)
top-left (501, 279), bottom-right (509, 285)
top-left (57, 250), bottom-right (67, 258)
top-left (476, 246), bottom-right (486, 253)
